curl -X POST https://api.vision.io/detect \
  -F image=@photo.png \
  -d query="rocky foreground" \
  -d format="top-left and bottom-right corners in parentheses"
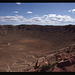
top-left (27, 44), bottom-right (75, 72)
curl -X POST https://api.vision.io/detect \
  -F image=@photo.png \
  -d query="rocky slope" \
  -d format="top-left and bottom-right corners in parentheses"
top-left (28, 44), bottom-right (75, 72)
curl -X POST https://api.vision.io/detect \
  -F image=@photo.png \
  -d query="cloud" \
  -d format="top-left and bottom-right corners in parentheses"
top-left (29, 14), bottom-right (75, 24)
top-left (16, 2), bottom-right (21, 5)
top-left (14, 11), bottom-right (19, 14)
top-left (26, 11), bottom-right (32, 14)
top-left (68, 10), bottom-right (71, 12)
top-left (72, 9), bottom-right (75, 12)
top-left (47, 14), bottom-right (73, 22)
top-left (0, 14), bottom-right (75, 25)
top-left (31, 17), bottom-right (42, 22)
top-left (0, 15), bottom-right (26, 22)
top-left (68, 9), bottom-right (75, 13)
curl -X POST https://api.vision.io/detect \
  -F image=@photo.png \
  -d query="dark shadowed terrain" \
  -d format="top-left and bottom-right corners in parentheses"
top-left (0, 24), bottom-right (75, 72)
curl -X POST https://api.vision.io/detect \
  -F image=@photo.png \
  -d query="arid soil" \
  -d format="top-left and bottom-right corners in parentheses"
top-left (0, 25), bottom-right (75, 72)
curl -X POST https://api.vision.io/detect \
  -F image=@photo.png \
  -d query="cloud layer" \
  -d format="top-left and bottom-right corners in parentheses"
top-left (0, 14), bottom-right (75, 25)
top-left (26, 11), bottom-right (32, 14)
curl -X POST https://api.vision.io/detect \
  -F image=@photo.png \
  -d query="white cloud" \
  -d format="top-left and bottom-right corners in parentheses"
top-left (72, 9), bottom-right (75, 12)
top-left (0, 14), bottom-right (75, 25)
top-left (68, 9), bottom-right (75, 13)
top-left (14, 11), bottom-right (19, 14)
top-left (16, 2), bottom-right (21, 5)
top-left (44, 14), bottom-right (74, 23)
top-left (31, 17), bottom-right (42, 22)
top-left (26, 11), bottom-right (32, 14)
top-left (0, 15), bottom-right (26, 23)
top-left (68, 10), bottom-right (71, 12)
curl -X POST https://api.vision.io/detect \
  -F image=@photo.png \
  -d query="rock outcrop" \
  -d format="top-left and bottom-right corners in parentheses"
top-left (27, 44), bottom-right (75, 72)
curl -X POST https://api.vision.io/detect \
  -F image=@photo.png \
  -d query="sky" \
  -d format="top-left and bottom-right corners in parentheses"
top-left (0, 3), bottom-right (75, 25)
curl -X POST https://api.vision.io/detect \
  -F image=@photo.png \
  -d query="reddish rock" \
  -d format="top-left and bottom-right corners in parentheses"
top-left (57, 60), bottom-right (71, 68)
top-left (64, 65), bottom-right (75, 72)
top-left (68, 56), bottom-right (75, 64)
top-left (37, 57), bottom-right (47, 66)
top-left (56, 54), bottom-right (61, 61)
top-left (52, 66), bottom-right (64, 72)
top-left (29, 45), bottom-right (75, 72)
top-left (34, 57), bottom-right (48, 69)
